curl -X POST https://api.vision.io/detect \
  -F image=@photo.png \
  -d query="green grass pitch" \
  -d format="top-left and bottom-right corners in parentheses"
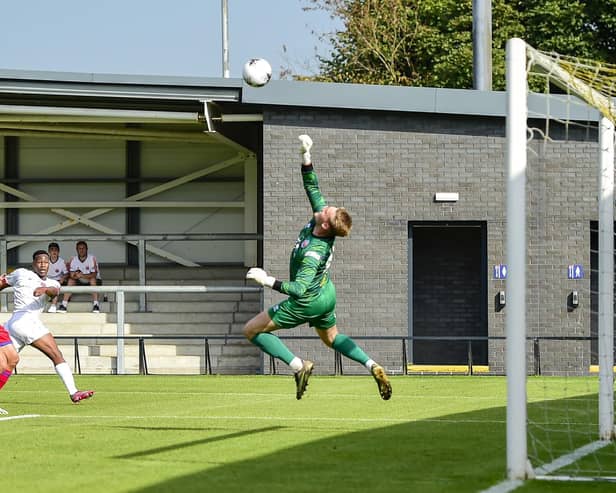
top-left (0, 374), bottom-right (612, 492)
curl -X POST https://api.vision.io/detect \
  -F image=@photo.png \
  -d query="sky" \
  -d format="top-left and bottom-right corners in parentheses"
top-left (0, 0), bottom-right (341, 80)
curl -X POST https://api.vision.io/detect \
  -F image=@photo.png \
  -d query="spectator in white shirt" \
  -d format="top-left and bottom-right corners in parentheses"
top-left (46, 241), bottom-right (68, 313)
top-left (59, 240), bottom-right (101, 313)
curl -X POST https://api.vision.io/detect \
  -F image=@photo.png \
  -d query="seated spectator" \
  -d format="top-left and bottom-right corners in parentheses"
top-left (46, 242), bottom-right (68, 313)
top-left (58, 241), bottom-right (101, 313)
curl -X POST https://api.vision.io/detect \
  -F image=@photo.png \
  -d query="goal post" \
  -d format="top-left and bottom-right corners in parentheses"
top-left (599, 116), bottom-right (615, 442)
top-left (505, 37), bottom-right (615, 482)
top-left (505, 37), bottom-right (531, 480)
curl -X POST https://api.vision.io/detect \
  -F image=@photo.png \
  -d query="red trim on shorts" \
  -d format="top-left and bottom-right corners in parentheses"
top-left (0, 326), bottom-right (11, 345)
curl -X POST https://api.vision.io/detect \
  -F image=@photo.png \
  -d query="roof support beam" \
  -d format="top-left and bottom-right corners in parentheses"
top-left (3, 154), bottom-right (247, 267)
top-left (0, 104), bottom-right (201, 123)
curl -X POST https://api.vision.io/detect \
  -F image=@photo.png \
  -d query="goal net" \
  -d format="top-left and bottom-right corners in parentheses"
top-left (506, 38), bottom-right (616, 483)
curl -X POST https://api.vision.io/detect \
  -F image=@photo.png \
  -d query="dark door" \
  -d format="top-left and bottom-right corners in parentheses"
top-left (408, 222), bottom-right (488, 364)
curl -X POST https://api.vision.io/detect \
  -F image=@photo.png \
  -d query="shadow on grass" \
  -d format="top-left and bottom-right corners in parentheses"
top-left (116, 426), bottom-right (284, 460)
top-left (123, 405), bottom-right (509, 493)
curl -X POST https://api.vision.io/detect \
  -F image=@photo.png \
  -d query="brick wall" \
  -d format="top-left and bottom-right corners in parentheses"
top-left (261, 108), bottom-right (597, 376)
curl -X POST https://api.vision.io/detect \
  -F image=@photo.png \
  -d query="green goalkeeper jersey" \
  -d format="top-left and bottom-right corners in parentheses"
top-left (275, 166), bottom-right (335, 303)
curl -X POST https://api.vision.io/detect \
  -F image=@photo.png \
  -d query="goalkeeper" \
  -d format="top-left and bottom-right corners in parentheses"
top-left (244, 135), bottom-right (391, 401)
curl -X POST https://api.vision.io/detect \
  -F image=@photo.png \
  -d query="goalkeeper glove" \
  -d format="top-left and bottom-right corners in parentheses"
top-left (298, 134), bottom-right (313, 165)
top-left (246, 267), bottom-right (276, 288)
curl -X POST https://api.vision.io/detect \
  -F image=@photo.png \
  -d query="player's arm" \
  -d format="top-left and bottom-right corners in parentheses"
top-left (34, 286), bottom-right (60, 298)
top-left (299, 135), bottom-right (327, 213)
top-left (245, 257), bottom-right (319, 298)
top-left (68, 257), bottom-right (80, 279)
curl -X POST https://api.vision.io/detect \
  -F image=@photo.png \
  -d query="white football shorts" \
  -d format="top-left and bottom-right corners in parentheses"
top-left (7, 311), bottom-right (50, 351)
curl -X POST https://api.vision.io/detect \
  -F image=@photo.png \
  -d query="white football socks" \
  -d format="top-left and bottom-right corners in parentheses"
top-left (55, 362), bottom-right (78, 395)
top-left (289, 357), bottom-right (304, 372)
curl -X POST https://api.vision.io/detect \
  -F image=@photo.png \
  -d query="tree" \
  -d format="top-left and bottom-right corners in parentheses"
top-left (302, 0), bottom-right (616, 90)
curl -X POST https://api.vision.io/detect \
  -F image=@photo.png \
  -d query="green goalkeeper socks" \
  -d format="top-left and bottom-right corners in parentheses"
top-left (331, 334), bottom-right (370, 365)
top-left (250, 332), bottom-right (370, 367)
top-left (250, 333), bottom-right (296, 365)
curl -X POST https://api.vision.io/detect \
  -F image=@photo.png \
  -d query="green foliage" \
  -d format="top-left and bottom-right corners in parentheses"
top-left (303, 0), bottom-right (616, 89)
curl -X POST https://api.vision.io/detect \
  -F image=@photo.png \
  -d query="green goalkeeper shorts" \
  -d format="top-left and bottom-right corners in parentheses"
top-left (268, 281), bottom-right (337, 330)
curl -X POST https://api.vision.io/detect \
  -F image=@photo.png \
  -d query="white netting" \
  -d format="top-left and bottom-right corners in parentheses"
top-left (521, 44), bottom-right (616, 481)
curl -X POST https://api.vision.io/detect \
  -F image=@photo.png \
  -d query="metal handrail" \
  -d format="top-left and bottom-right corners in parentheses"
top-left (45, 333), bottom-right (602, 377)
top-left (2, 285), bottom-right (262, 374)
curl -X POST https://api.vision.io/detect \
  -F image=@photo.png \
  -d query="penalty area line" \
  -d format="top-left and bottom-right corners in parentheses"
top-left (0, 414), bottom-right (41, 422)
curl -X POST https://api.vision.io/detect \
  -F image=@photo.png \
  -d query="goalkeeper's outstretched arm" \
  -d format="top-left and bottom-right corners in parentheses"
top-left (245, 260), bottom-right (318, 298)
top-left (299, 135), bottom-right (327, 213)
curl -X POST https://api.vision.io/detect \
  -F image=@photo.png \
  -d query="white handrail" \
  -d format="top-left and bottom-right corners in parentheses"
top-left (1, 284), bottom-right (262, 374)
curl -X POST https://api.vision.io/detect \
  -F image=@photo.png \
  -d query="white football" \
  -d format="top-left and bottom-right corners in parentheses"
top-left (242, 58), bottom-right (272, 87)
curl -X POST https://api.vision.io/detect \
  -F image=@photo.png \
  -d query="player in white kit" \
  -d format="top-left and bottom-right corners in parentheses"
top-left (0, 250), bottom-right (94, 403)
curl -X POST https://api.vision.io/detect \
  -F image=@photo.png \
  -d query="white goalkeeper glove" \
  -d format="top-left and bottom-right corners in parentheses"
top-left (298, 134), bottom-right (313, 165)
top-left (246, 267), bottom-right (276, 288)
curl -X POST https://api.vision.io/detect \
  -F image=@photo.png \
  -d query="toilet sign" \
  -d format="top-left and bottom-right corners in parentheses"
top-left (493, 264), bottom-right (508, 279)
top-left (568, 264), bottom-right (584, 279)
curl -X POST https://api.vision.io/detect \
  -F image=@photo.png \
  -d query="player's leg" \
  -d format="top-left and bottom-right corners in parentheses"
top-left (0, 344), bottom-right (18, 391)
top-left (48, 294), bottom-right (59, 312)
top-left (243, 311), bottom-right (296, 363)
top-left (88, 277), bottom-right (99, 311)
top-left (243, 306), bottom-right (313, 399)
top-left (316, 325), bottom-right (392, 400)
top-left (30, 333), bottom-right (94, 403)
top-left (0, 345), bottom-right (18, 414)
top-left (0, 328), bottom-right (19, 414)
top-left (59, 278), bottom-right (75, 312)
top-left (49, 278), bottom-right (67, 312)
top-left (0, 326), bottom-right (18, 395)
top-left (0, 325), bottom-right (18, 367)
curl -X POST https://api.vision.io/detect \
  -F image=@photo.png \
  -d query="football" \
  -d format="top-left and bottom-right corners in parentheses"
top-left (242, 58), bottom-right (272, 87)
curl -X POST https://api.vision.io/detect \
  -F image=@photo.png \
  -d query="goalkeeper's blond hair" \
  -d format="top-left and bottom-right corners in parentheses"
top-left (331, 207), bottom-right (352, 237)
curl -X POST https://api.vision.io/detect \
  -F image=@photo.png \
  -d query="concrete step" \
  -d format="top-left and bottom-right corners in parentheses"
top-left (139, 355), bottom-right (204, 375)
top-left (2, 263), bottom-right (262, 374)
top-left (125, 323), bottom-right (232, 335)
top-left (97, 292), bottom-right (259, 304)
top-left (90, 344), bottom-right (180, 357)
top-left (0, 303), bottom-right (112, 316)
top-left (120, 300), bottom-right (252, 313)
top-left (108, 312), bottom-right (234, 324)
top-left (14, 340), bottom-right (261, 375)
top-left (213, 355), bottom-right (262, 375)
top-left (0, 314), bottom-right (115, 336)
top-left (1, 299), bottom-right (261, 314)
top-left (136, 291), bottom-right (259, 302)
top-left (102, 265), bottom-right (248, 282)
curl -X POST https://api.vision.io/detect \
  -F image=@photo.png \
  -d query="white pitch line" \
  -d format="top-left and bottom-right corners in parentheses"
top-left (478, 479), bottom-right (525, 493)
top-left (1, 389), bottom-right (504, 400)
top-left (479, 440), bottom-right (613, 493)
top-left (0, 414), bottom-right (41, 422)
top-left (534, 440), bottom-right (612, 476)
top-left (21, 414), bottom-right (508, 424)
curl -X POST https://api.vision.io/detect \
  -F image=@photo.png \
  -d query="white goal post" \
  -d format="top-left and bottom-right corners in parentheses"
top-left (505, 37), bottom-right (615, 481)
